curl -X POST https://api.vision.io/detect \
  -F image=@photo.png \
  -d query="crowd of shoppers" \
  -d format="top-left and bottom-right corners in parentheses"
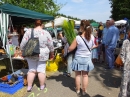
top-left (18, 18), bottom-right (130, 97)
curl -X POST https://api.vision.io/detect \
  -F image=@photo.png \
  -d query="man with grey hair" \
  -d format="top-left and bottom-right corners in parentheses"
top-left (105, 19), bottom-right (120, 69)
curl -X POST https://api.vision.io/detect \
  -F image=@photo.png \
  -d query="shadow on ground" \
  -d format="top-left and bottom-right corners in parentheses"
top-left (93, 94), bottom-right (105, 97)
top-left (79, 93), bottom-right (91, 97)
top-left (47, 74), bottom-right (75, 92)
top-left (91, 63), bottom-right (122, 89)
top-left (100, 73), bottom-right (121, 88)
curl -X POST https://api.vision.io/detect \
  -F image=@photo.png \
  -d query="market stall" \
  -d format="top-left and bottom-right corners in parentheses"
top-left (0, 3), bottom-right (55, 94)
top-left (45, 16), bottom-right (80, 42)
top-left (0, 3), bottom-right (54, 69)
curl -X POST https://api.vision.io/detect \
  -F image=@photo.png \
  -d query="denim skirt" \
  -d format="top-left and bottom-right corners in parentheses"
top-left (71, 56), bottom-right (94, 71)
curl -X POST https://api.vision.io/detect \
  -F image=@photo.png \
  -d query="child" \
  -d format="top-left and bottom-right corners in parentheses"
top-left (118, 26), bottom-right (130, 97)
top-left (91, 32), bottom-right (98, 63)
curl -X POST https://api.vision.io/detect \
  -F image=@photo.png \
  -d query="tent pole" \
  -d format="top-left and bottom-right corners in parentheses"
top-left (6, 37), bottom-right (14, 73)
top-left (6, 15), bottom-right (14, 73)
top-left (1, 10), bottom-right (14, 73)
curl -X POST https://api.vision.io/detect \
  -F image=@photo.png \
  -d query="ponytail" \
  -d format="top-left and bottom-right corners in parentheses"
top-left (80, 20), bottom-right (92, 41)
top-left (84, 26), bottom-right (91, 41)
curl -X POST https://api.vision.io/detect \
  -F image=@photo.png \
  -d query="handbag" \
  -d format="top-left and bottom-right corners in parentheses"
top-left (115, 54), bottom-right (123, 66)
top-left (79, 35), bottom-right (91, 52)
top-left (22, 29), bottom-right (40, 57)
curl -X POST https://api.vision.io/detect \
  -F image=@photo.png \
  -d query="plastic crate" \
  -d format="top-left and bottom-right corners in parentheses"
top-left (14, 69), bottom-right (28, 75)
top-left (0, 75), bottom-right (24, 94)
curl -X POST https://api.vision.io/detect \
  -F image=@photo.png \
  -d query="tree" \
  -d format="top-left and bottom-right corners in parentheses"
top-left (109, 0), bottom-right (130, 20)
top-left (0, 0), bottom-right (82, 21)
top-left (0, 0), bottom-right (63, 16)
top-left (88, 19), bottom-right (96, 23)
top-left (56, 13), bottom-right (81, 20)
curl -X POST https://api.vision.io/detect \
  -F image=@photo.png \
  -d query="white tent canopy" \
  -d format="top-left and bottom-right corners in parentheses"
top-left (115, 20), bottom-right (127, 26)
top-left (45, 16), bottom-right (81, 27)
top-left (75, 21), bottom-right (80, 26)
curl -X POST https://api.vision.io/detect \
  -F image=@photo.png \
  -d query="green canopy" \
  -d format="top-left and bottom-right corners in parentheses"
top-left (91, 22), bottom-right (99, 28)
top-left (0, 4), bottom-right (54, 72)
top-left (0, 4), bottom-right (54, 24)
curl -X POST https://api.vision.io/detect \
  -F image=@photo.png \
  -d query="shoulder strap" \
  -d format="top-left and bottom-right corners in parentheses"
top-left (31, 28), bottom-right (34, 38)
top-left (79, 35), bottom-right (91, 52)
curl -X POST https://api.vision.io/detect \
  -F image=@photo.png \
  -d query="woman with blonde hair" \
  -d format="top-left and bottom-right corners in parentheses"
top-left (68, 20), bottom-right (95, 95)
top-left (20, 19), bottom-right (54, 92)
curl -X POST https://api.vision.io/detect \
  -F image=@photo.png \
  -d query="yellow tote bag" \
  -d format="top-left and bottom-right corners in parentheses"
top-left (46, 54), bottom-right (62, 72)
top-left (46, 60), bottom-right (58, 72)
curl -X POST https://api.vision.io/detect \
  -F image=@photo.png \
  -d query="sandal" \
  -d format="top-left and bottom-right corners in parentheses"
top-left (40, 84), bottom-right (46, 90)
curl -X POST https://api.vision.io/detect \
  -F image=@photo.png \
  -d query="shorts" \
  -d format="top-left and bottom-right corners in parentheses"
top-left (26, 58), bottom-right (46, 74)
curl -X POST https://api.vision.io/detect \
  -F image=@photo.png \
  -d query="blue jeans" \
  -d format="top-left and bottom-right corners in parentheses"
top-left (106, 48), bottom-right (115, 68)
top-left (67, 53), bottom-right (73, 74)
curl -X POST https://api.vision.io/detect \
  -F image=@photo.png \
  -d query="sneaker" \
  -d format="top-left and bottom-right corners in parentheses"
top-left (82, 92), bottom-right (90, 96)
top-left (82, 90), bottom-right (87, 95)
top-left (63, 72), bottom-right (71, 77)
top-left (27, 86), bottom-right (32, 92)
top-left (74, 87), bottom-right (81, 96)
top-left (40, 84), bottom-right (46, 90)
top-left (76, 90), bottom-right (81, 96)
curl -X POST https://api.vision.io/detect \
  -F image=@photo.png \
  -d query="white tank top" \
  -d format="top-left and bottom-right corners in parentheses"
top-left (75, 35), bottom-right (95, 57)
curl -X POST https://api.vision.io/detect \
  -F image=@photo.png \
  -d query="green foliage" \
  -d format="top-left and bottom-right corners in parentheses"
top-left (62, 20), bottom-right (76, 45)
top-left (56, 13), bottom-right (81, 20)
top-left (0, 0), bottom-right (63, 16)
top-left (109, 0), bottom-right (130, 20)
top-left (88, 19), bottom-right (96, 23)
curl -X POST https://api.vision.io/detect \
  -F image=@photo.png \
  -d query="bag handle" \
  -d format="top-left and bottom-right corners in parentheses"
top-left (31, 28), bottom-right (34, 38)
top-left (79, 35), bottom-right (91, 52)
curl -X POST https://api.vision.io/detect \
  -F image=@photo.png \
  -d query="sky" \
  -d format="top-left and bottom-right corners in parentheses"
top-left (56, 0), bottom-right (111, 23)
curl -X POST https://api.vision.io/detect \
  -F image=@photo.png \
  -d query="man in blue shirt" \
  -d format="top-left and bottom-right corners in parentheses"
top-left (102, 20), bottom-right (110, 63)
top-left (105, 19), bottom-right (120, 69)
